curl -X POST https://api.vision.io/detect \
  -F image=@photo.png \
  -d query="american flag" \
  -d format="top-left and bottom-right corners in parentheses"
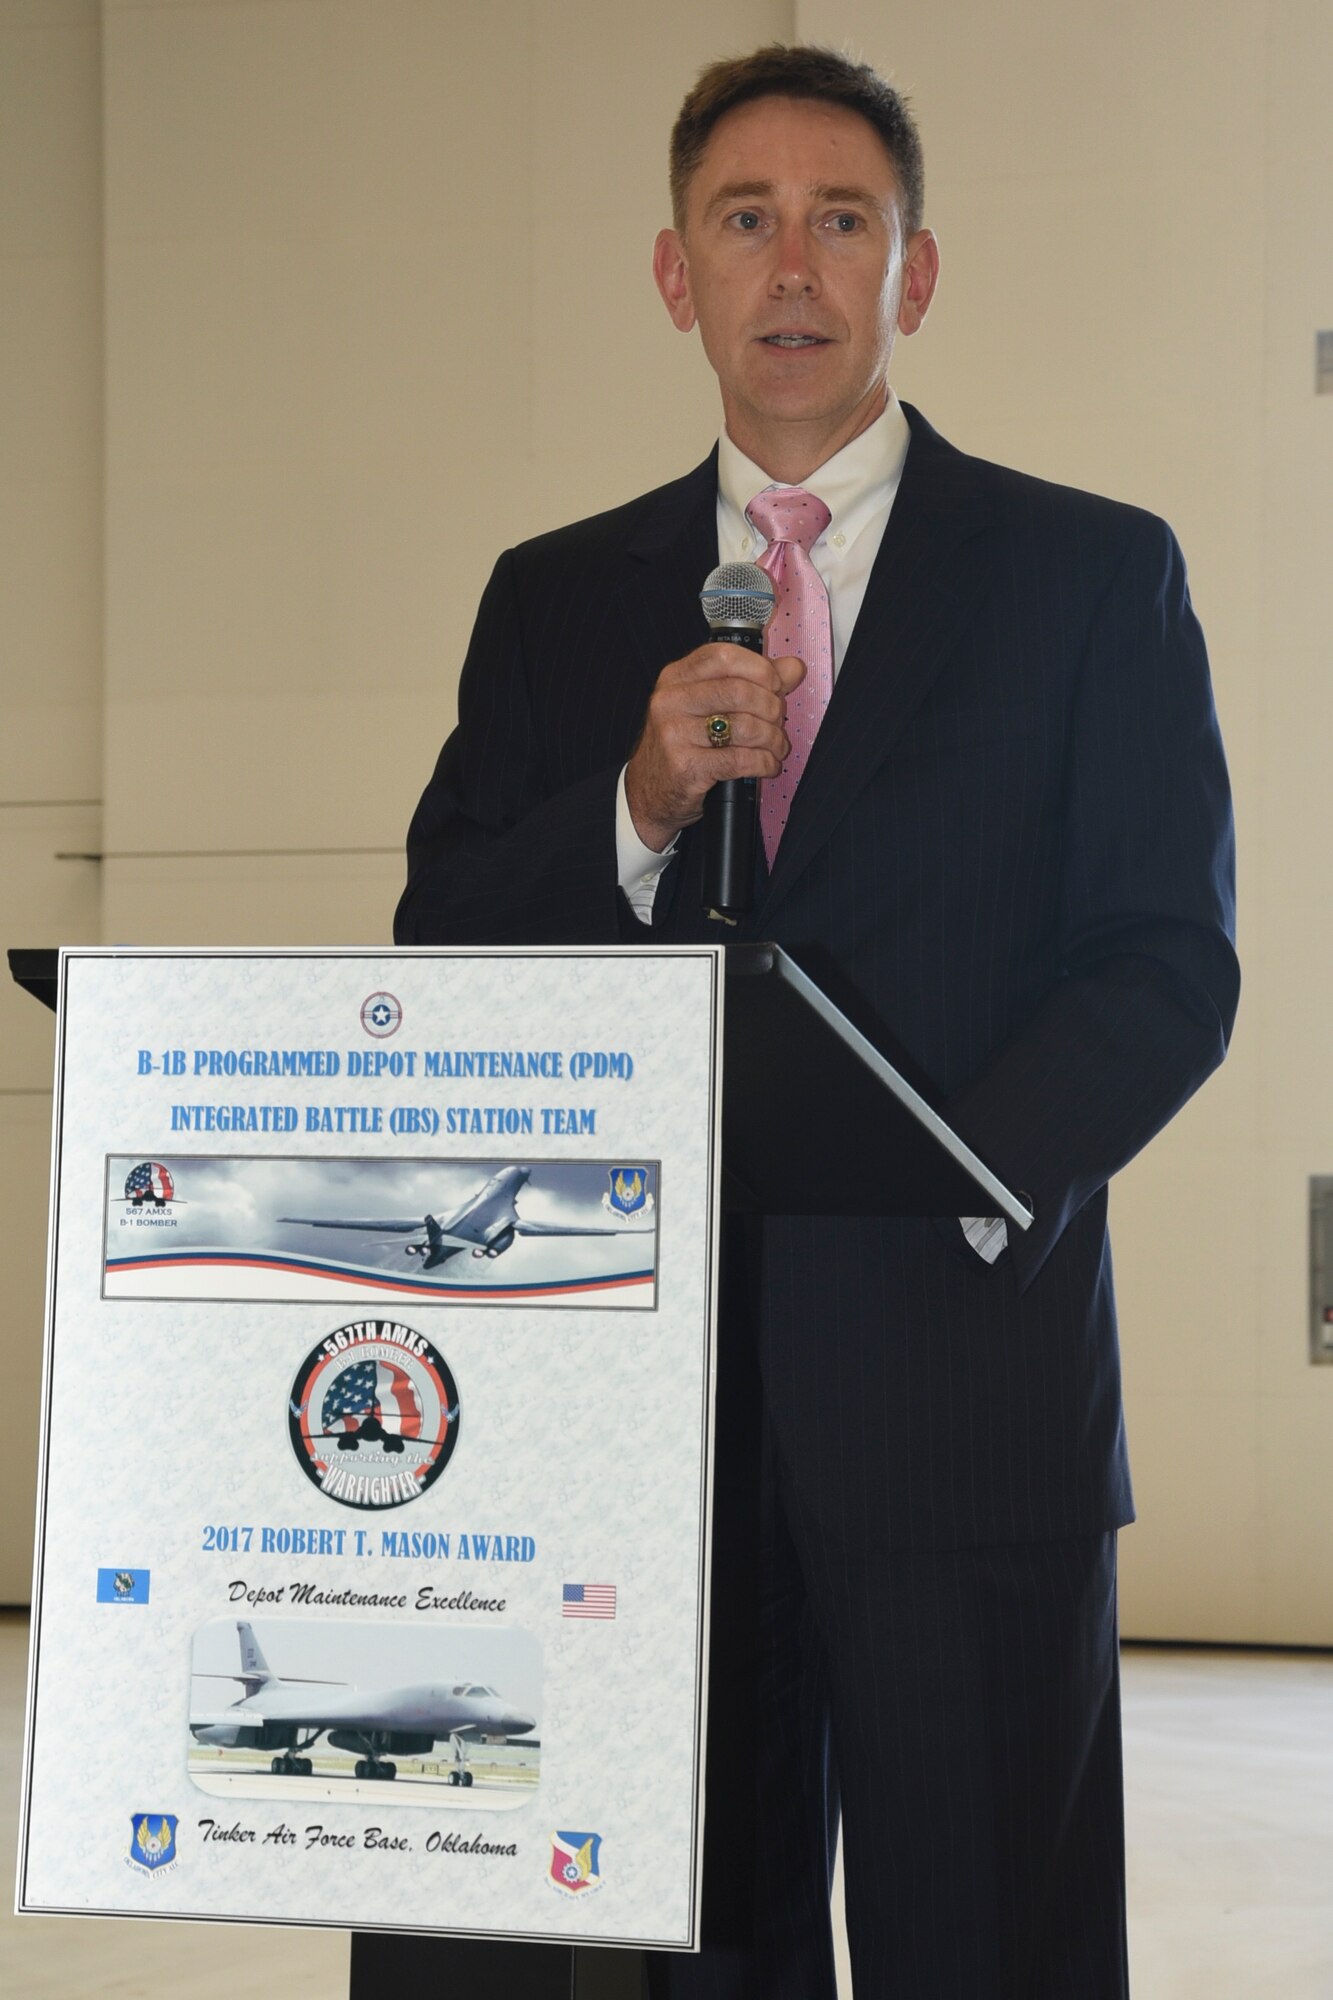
top-left (322, 1358), bottom-right (423, 1437)
top-left (562, 1583), bottom-right (616, 1620)
top-left (125, 1161), bottom-right (173, 1203)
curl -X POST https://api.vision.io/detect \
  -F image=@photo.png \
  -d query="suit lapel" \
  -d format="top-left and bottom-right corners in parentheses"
top-left (755, 409), bottom-right (995, 926)
top-left (618, 449), bottom-right (720, 685)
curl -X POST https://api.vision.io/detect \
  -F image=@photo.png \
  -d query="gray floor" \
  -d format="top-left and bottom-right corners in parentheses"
top-left (3, 1612), bottom-right (1330, 1997)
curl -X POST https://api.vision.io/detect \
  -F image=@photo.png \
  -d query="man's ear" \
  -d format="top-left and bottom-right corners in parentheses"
top-left (898, 228), bottom-right (940, 337)
top-left (653, 228), bottom-right (696, 332)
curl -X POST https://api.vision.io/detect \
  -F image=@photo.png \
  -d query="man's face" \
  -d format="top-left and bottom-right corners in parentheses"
top-left (654, 94), bottom-right (938, 471)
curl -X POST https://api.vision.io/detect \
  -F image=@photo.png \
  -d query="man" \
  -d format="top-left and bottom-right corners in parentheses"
top-left (397, 45), bottom-right (1237, 1999)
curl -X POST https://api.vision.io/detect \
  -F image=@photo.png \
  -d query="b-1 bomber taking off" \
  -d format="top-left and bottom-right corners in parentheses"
top-left (280, 1164), bottom-right (646, 1272)
top-left (190, 1621), bottom-right (536, 1784)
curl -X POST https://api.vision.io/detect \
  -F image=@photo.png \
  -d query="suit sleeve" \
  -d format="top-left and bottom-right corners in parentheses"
top-left (394, 549), bottom-right (643, 947)
top-left (946, 513), bottom-right (1239, 1293)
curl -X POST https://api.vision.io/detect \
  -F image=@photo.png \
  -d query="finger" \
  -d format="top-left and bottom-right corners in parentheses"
top-left (770, 653), bottom-right (807, 692)
top-left (672, 678), bottom-right (787, 723)
top-left (645, 692), bottom-right (784, 745)
top-left (671, 643), bottom-right (791, 692)
top-left (697, 746), bottom-right (787, 784)
top-left (692, 712), bottom-right (789, 757)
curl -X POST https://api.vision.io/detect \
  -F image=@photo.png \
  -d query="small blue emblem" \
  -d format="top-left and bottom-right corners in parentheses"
top-left (605, 1168), bottom-right (652, 1218)
top-left (98, 1568), bottom-right (150, 1605)
top-left (127, 1814), bottom-right (178, 1874)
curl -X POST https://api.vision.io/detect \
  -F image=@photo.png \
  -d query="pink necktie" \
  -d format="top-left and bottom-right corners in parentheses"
top-left (746, 486), bottom-right (834, 867)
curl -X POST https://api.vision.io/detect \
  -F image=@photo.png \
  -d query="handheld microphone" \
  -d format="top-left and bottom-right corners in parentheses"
top-left (699, 562), bottom-right (776, 920)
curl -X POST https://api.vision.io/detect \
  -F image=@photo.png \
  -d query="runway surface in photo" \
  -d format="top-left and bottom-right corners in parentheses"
top-left (188, 1756), bottom-right (536, 1812)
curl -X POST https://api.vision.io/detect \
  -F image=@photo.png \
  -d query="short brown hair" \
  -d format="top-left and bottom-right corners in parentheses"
top-left (669, 45), bottom-right (925, 235)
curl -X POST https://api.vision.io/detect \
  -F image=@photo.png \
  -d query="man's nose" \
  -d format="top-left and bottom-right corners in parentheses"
top-left (768, 222), bottom-right (819, 295)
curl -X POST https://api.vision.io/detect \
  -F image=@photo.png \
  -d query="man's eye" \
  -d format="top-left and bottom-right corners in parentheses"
top-left (829, 213), bottom-right (861, 233)
top-left (732, 211), bottom-right (762, 231)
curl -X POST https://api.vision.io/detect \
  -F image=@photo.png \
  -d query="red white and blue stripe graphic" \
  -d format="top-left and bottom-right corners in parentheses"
top-left (103, 1247), bottom-right (654, 1301)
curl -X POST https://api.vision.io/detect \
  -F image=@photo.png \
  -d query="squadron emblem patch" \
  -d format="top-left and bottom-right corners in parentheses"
top-left (603, 1167), bottom-right (653, 1219)
top-left (126, 1814), bottom-right (178, 1876)
top-left (548, 1829), bottom-right (604, 1898)
top-left (288, 1319), bottom-right (460, 1509)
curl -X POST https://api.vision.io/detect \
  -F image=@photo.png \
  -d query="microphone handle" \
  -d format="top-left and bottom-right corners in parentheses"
top-left (702, 624), bottom-right (764, 920)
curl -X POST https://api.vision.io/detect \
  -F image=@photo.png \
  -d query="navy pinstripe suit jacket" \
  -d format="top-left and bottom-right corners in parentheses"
top-left (397, 404), bottom-right (1238, 1554)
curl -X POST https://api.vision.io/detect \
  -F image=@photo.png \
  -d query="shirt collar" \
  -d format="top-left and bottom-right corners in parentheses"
top-left (717, 391), bottom-right (911, 553)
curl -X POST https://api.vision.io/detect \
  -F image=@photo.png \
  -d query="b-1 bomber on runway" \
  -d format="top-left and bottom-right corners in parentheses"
top-left (190, 1621), bottom-right (536, 1784)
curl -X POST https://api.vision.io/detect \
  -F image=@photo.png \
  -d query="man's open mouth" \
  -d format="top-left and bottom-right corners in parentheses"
top-left (761, 334), bottom-right (828, 347)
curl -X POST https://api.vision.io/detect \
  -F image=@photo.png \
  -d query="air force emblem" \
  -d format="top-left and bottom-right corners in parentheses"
top-left (360, 991), bottom-right (402, 1038)
top-left (548, 1829), bottom-right (603, 1897)
top-left (127, 1814), bottom-right (179, 1875)
top-left (603, 1168), bottom-right (653, 1219)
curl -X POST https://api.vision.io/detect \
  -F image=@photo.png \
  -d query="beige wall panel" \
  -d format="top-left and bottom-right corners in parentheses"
top-left (101, 686), bottom-right (426, 862)
top-left (1117, 1392), bottom-right (1263, 1642)
top-left (0, 468), bottom-right (102, 802)
top-left (2, 0), bottom-right (94, 33)
top-left (1252, 0), bottom-right (1333, 1606)
top-left (0, 1091), bottom-right (56, 1602)
top-left (102, 0), bottom-right (532, 853)
top-left (1257, 1389), bottom-right (1333, 1643)
top-left (890, 173), bottom-right (1266, 498)
top-left (1250, 737), bottom-right (1333, 1146)
top-left (1255, 1155), bottom-right (1332, 1394)
top-left (0, 5), bottom-right (101, 257)
top-left (100, 852), bottom-right (404, 946)
top-left (804, 0), bottom-right (1264, 192)
top-left (1263, 0), bottom-right (1333, 387)
top-left (1111, 1140), bottom-right (1261, 1401)
top-left (0, 4), bottom-right (103, 799)
top-left (0, 807), bottom-right (100, 1087)
top-left (1249, 4), bottom-right (1333, 1633)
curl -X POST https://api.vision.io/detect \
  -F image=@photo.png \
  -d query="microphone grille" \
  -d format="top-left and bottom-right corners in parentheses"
top-left (700, 562), bottom-right (776, 632)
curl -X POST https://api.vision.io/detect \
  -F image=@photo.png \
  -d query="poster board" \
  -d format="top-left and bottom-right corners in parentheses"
top-left (17, 946), bottom-right (723, 1950)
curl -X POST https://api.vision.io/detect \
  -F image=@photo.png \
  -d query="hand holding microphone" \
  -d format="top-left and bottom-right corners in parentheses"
top-left (622, 563), bottom-right (804, 915)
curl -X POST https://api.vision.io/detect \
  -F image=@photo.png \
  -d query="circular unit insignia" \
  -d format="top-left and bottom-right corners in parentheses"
top-left (288, 1320), bottom-right (460, 1511)
top-left (360, 991), bottom-right (403, 1038)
